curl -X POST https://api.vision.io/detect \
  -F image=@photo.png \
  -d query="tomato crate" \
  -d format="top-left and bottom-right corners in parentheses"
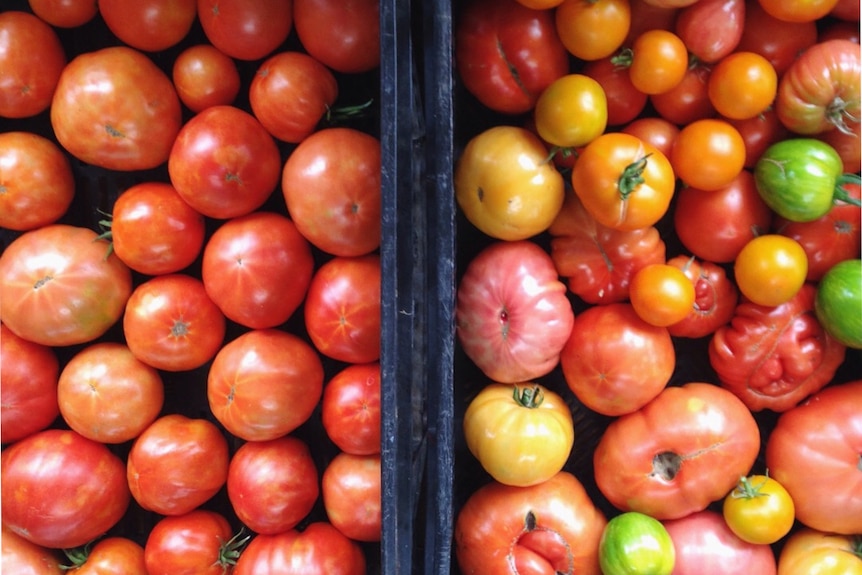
top-left (422, 1), bottom-right (862, 574)
top-left (1, 1), bottom-right (426, 574)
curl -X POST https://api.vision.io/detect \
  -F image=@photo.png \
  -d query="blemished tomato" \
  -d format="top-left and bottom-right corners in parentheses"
top-left (127, 414), bottom-right (229, 516)
top-left (582, 56), bottom-right (648, 127)
top-left (733, 234), bottom-right (808, 307)
top-left (665, 255), bottom-right (738, 339)
top-left (708, 51), bottom-right (778, 120)
top-left (671, 118), bottom-right (746, 191)
top-left (616, 29), bottom-right (689, 95)
top-left (722, 474), bottom-right (795, 545)
top-left (227, 436), bottom-right (320, 535)
top-left (463, 383), bottom-right (574, 487)
top-left (57, 342), bottom-right (164, 444)
top-left (171, 44), bottom-right (241, 113)
top-left (0, 131), bottom-right (74, 231)
top-left (599, 512), bottom-right (675, 575)
top-left (673, 0), bottom-right (744, 63)
top-left (561, 302), bottom-right (675, 416)
top-left (0, 224), bottom-right (132, 347)
top-left (197, 0), bottom-right (292, 61)
top-left (735, 1), bottom-right (818, 77)
top-left (322, 452), bottom-right (382, 542)
top-left (66, 537), bottom-right (147, 575)
top-left (534, 74), bottom-right (608, 149)
top-left (726, 107), bottom-right (790, 169)
top-left (207, 329), bottom-right (324, 442)
top-left (621, 116), bottom-right (679, 158)
top-left (281, 127), bottom-right (381, 256)
top-left (649, 60), bottom-right (716, 126)
top-left (1, 429), bottom-right (131, 549)
top-left (1, 524), bottom-right (63, 575)
top-left (51, 46), bottom-right (181, 171)
top-left (27, 0), bottom-right (98, 28)
top-left (758, 0), bottom-right (839, 22)
top-left (144, 510), bottom-right (241, 575)
top-left (293, 0), bottom-right (380, 74)
top-left (778, 527), bottom-right (862, 575)
top-left (629, 263), bottom-right (696, 327)
top-left (98, 0), bottom-right (196, 52)
top-left (554, 0), bottom-right (631, 61)
top-left (321, 362), bottom-right (382, 455)
top-left (123, 273), bottom-right (226, 372)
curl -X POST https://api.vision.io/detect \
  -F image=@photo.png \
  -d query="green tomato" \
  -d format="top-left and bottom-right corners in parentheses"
top-left (815, 259), bottom-right (862, 349)
top-left (599, 512), bottom-right (675, 575)
top-left (754, 138), bottom-right (861, 223)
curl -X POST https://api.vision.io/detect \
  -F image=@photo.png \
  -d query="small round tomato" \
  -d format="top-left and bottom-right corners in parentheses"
top-left (621, 116), bottom-right (679, 158)
top-left (197, 0), bottom-right (292, 61)
top-left (293, 0), bottom-right (380, 74)
top-left (629, 263), bottom-right (696, 327)
top-left (666, 255), bottom-right (739, 339)
top-left (734, 234), bottom-right (808, 307)
top-left (463, 383), bottom-right (574, 487)
top-left (616, 29), bottom-right (689, 95)
top-left (555, 0), bottom-right (631, 61)
top-left (65, 536), bottom-right (147, 575)
top-left (321, 363), bottom-right (382, 455)
top-left (534, 74), bottom-right (608, 149)
top-left (144, 510), bottom-right (241, 575)
top-left (815, 258), bottom-right (862, 349)
top-left (649, 60), bottom-right (716, 126)
top-left (722, 474), bottom-right (795, 545)
top-left (321, 452), bottom-right (382, 542)
top-left (671, 118), bottom-right (746, 191)
top-left (674, 0), bottom-right (745, 63)
top-left (758, 0), bottom-right (839, 22)
top-left (98, 0), bottom-right (196, 52)
top-left (171, 44), bottom-right (241, 113)
top-left (708, 51), bottom-right (778, 120)
top-left (583, 56), bottom-right (648, 126)
top-left (599, 512), bottom-right (675, 575)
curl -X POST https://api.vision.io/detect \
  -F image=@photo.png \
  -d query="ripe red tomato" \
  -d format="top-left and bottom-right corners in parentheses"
top-left (321, 362), bottom-right (382, 455)
top-left (98, 0), bottom-right (197, 52)
top-left (673, 0), bottom-right (744, 63)
top-left (620, 116), bottom-right (679, 158)
top-left (670, 118), bottom-right (746, 191)
top-left (649, 60), bottom-right (716, 126)
top-left (735, 1), bottom-right (818, 77)
top-left (201, 211), bottom-right (315, 329)
top-left (207, 329), bottom-right (324, 442)
top-left (66, 537), bottom-right (147, 575)
top-left (725, 107), bottom-right (790, 169)
top-left (144, 510), bottom-right (239, 575)
top-left (817, 111), bottom-right (862, 173)
top-left (293, 0), bottom-right (380, 74)
top-left (1, 429), bottom-right (131, 549)
top-left (582, 56), bottom-right (647, 126)
top-left (197, 0), bottom-right (292, 61)
top-left (171, 44), bottom-right (241, 113)
top-left (322, 452), bottom-right (382, 543)
top-left (0, 224), bottom-right (132, 347)
top-left (665, 255), bottom-right (738, 339)
top-left (624, 0), bottom-right (677, 47)
top-left (27, 0), bottom-right (98, 28)
top-left (1, 524), bottom-right (63, 575)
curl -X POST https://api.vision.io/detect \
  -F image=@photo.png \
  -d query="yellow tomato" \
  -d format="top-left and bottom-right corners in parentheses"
top-left (734, 234), bottom-right (808, 307)
top-left (778, 527), bottom-right (862, 575)
top-left (722, 474), bottom-right (795, 545)
top-left (534, 73), bottom-right (608, 149)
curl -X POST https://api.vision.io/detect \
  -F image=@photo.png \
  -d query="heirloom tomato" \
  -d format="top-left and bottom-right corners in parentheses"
top-left (733, 234), bottom-right (808, 307)
top-left (554, 0), bottom-right (631, 61)
top-left (722, 474), bottom-right (795, 545)
top-left (599, 512), bottom-right (675, 575)
top-left (144, 510), bottom-right (241, 575)
top-left (172, 44), bottom-right (241, 113)
top-left (620, 117), bottom-right (679, 159)
top-left (615, 29), bottom-right (688, 95)
top-left (582, 56), bottom-right (648, 127)
top-left (98, 0), bottom-right (196, 52)
top-left (778, 528), bottom-right (862, 575)
top-left (66, 537), bottom-right (147, 575)
top-left (671, 118), bottom-right (746, 191)
top-left (726, 108), bottom-right (789, 169)
top-left (708, 51), bottom-right (778, 120)
top-left (629, 263), bottom-right (696, 327)
top-left (816, 258), bottom-right (862, 349)
top-left (293, 0), bottom-right (380, 74)
top-left (321, 362), bottom-right (382, 455)
top-left (27, 0), bottom-right (98, 28)
top-left (735, 1), bottom-right (818, 77)
top-left (817, 113), bottom-right (862, 174)
top-left (649, 60), bottom-right (716, 126)
top-left (197, 0), bottom-right (292, 61)
top-left (456, 240), bottom-right (574, 383)
top-left (673, 0), bottom-right (744, 63)
top-left (1, 524), bottom-right (62, 575)
top-left (322, 452), bottom-right (382, 542)
top-left (463, 383), bottom-right (574, 487)
top-left (533, 74), bottom-right (608, 149)
top-left (665, 255), bottom-right (738, 339)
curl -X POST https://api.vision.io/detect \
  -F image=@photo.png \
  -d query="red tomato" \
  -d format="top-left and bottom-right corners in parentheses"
top-left (649, 60), bottom-right (716, 126)
top-left (197, 0), bottom-right (292, 61)
top-left (820, 19), bottom-right (861, 43)
top-left (665, 255), bottom-right (738, 339)
top-left (766, 380), bottom-right (862, 534)
top-left (582, 56), bottom-right (647, 126)
top-left (671, 118), bottom-right (746, 191)
top-left (27, 0), bottom-right (98, 28)
top-left (51, 46), bottom-right (182, 171)
top-left (829, 0), bottom-right (861, 21)
top-left (321, 362), bottom-right (382, 455)
top-left (624, 0), bottom-right (677, 47)
top-left (227, 436), bottom-right (319, 535)
top-left (816, 111), bottom-right (862, 173)
top-left (454, 0), bottom-right (569, 114)
top-left (620, 116), bottom-right (680, 159)
top-left (293, 0), bottom-right (380, 74)
top-left (207, 329), bottom-right (324, 442)
top-left (594, 382), bottom-right (761, 520)
top-left (1, 524), bottom-right (63, 575)
top-left (673, 0), bottom-right (744, 62)
top-left (0, 323), bottom-right (59, 445)
top-left (0, 131), bottom-right (74, 231)
top-left (561, 303), bottom-right (675, 416)
top-left (123, 274), bottom-right (226, 372)
top-left (109, 181), bottom-right (206, 276)
top-left (57, 342), bottom-right (164, 444)
top-left (168, 105), bottom-right (281, 220)
top-left (554, 0), bottom-right (632, 61)
top-left (456, 240), bottom-right (575, 383)
top-left (725, 107), bottom-right (790, 169)
top-left (0, 11), bottom-right (66, 119)
top-left (735, 1), bottom-right (818, 77)
top-left (171, 44), bottom-right (241, 113)
top-left (1, 429), bottom-right (131, 549)
top-left (127, 414), bottom-right (229, 516)
top-left (66, 537), bottom-right (147, 575)
top-left (304, 255), bottom-right (382, 364)
top-left (201, 211), bottom-right (315, 329)
top-left (322, 453), bottom-right (382, 542)
top-left (281, 127), bottom-right (381, 256)
top-left (98, 0), bottom-right (197, 52)
top-left (144, 510), bottom-right (239, 575)
top-left (0, 224), bottom-right (132, 347)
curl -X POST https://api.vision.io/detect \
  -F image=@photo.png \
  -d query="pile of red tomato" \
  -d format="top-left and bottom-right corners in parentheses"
top-left (0, 1), bottom-right (386, 574)
top-left (449, 0), bottom-right (861, 574)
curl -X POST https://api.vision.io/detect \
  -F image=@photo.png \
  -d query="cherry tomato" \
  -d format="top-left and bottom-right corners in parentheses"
top-left (671, 118), bottom-right (746, 191)
top-left (197, 0), bottom-right (292, 61)
top-left (27, 0), bottom-right (98, 28)
top-left (582, 56), bottom-right (648, 126)
top-left (674, 0), bottom-right (744, 63)
top-left (708, 51), bottom-right (778, 120)
top-left (534, 74), bottom-right (608, 148)
top-left (629, 263), bottom-right (696, 327)
top-left (621, 116), bottom-right (679, 158)
top-left (171, 44), bottom-right (241, 113)
top-left (616, 29), bottom-right (689, 95)
top-left (734, 234), bottom-right (808, 307)
top-left (321, 362), bottom-right (382, 456)
top-left (98, 0), bottom-right (196, 52)
top-left (322, 452), bottom-right (382, 542)
top-left (555, 0), bottom-right (631, 61)
top-left (650, 60), bottom-right (716, 126)
top-left (722, 474), bottom-right (795, 545)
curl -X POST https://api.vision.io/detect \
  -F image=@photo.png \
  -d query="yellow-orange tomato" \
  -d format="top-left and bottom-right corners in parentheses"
top-left (778, 527), bottom-right (862, 575)
top-left (618, 29), bottom-right (689, 95)
top-left (734, 234), bottom-right (808, 307)
top-left (534, 74), bottom-right (608, 149)
top-left (671, 119), bottom-right (747, 191)
top-left (708, 51), bottom-right (779, 120)
top-left (629, 263), bottom-right (696, 327)
top-left (555, 0), bottom-right (631, 61)
top-left (515, 0), bottom-right (565, 8)
top-left (722, 474), bottom-right (795, 545)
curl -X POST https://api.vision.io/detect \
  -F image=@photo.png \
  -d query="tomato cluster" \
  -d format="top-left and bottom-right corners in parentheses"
top-left (450, 0), bottom-right (861, 574)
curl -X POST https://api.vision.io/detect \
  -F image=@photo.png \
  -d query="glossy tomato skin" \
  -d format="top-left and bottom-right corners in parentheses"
top-left (197, 0), bottom-right (292, 61)
top-left (735, 1), bottom-right (818, 77)
top-left (1, 429), bottom-right (131, 549)
top-left (321, 452), bottom-right (382, 542)
top-left (0, 224), bottom-right (132, 347)
top-left (733, 234), bottom-right (808, 307)
top-left (554, 0), bottom-right (632, 62)
top-left (629, 263), bottom-right (696, 327)
top-left (321, 362), bottom-right (382, 455)
top-left (0, 524), bottom-right (63, 575)
top-left (624, 29), bottom-right (689, 95)
top-left (665, 255), bottom-right (738, 339)
top-left (599, 512), bottom-right (675, 575)
top-left (98, 0), bottom-right (197, 52)
top-left (778, 527), bottom-right (862, 575)
top-left (722, 475), bottom-right (795, 545)
top-left (171, 44), bottom-right (241, 113)
top-left (620, 117), bottom-right (680, 165)
top-left (673, 0), bottom-right (744, 63)
top-left (51, 46), bottom-right (181, 171)
top-left (582, 56), bottom-right (647, 127)
top-left (708, 51), bottom-right (778, 121)
top-left (144, 510), bottom-right (236, 575)
top-left (533, 73), bottom-right (608, 148)
top-left (671, 118), bottom-right (746, 192)
top-left (27, 0), bottom-right (98, 28)
top-left (726, 107), bottom-right (790, 169)
top-left (293, 0), bottom-right (380, 74)
top-left (649, 60), bottom-right (716, 126)
top-left (68, 537), bottom-right (147, 575)
top-left (815, 258), bottom-right (862, 349)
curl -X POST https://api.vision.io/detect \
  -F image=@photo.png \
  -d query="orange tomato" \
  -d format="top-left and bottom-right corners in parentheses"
top-left (778, 527), bottom-right (862, 575)
top-left (616, 29), bottom-right (689, 95)
top-left (708, 51), bottom-right (778, 120)
top-left (555, 0), bottom-right (631, 61)
top-left (734, 234), bottom-right (808, 307)
top-left (629, 263), bottom-right (696, 327)
top-left (671, 118), bottom-right (746, 191)
top-left (534, 73), bottom-right (608, 148)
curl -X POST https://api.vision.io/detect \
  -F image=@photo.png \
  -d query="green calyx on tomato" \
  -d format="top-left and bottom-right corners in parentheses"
top-left (618, 154), bottom-right (652, 200)
top-left (754, 138), bottom-right (862, 222)
top-left (815, 258), bottom-right (862, 349)
top-left (513, 384), bottom-right (545, 409)
top-left (599, 511), bottom-right (675, 575)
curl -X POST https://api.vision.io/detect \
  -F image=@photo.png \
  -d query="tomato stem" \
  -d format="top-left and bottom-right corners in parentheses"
top-left (731, 475), bottom-right (768, 500)
top-left (617, 154), bottom-right (651, 199)
top-left (513, 384), bottom-right (544, 409)
top-left (835, 174), bottom-right (862, 207)
top-left (60, 543), bottom-right (92, 570)
top-left (610, 48), bottom-right (633, 70)
top-left (323, 98), bottom-right (374, 125)
top-left (219, 527), bottom-right (252, 567)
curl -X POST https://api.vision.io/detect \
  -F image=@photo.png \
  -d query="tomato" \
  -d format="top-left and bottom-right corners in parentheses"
top-left (1, 429), bottom-right (130, 549)
top-left (629, 263), bottom-right (696, 327)
top-left (615, 29), bottom-right (689, 95)
top-left (227, 436), bottom-right (319, 534)
top-left (109, 181), bottom-right (206, 276)
top-left (454, 471), bottom-right (607, 575)
top-left (671, 118), bottom-right (746, 191)
top-left (735, 1), bottom-right (818, 77)
top-left (463, 383), bottom-right (574, 486)
top-left (673, 0), bottom-right (744, 63)
top-left (293, 0), bottom-right (380, 74)
top-left (207, 329), bottom-right (324, 441)
top-left (766, 380), bottom-right (862, 534)
top-left (599, 512), bottom-right (675, 575)
top-left (582, 56), bottom-right (648, 127)
top-left (197, 0), bottom-right (292, 61)
top-left (0, 224), bottom-right (132, 347)
top-left (123, 274), bottom-right (226, 372)
top-left (815, 258), bottom-right (862, 349)
top-left (321, 362), bottom-right (382, 455)
top-left (776, 39), bottom-right (861, 135)
top-left (98, 0), bottom-right (196, 52)
top-left (778, 528), bottom-right (862, 575)
top-left (127, 414), bottom-right (229, 516)
top-left (515, 0), bottom-right (565, 7)
top-left (0, 323), bottom-right (59, 445)
top-left (722, 474), bottom-right (795, 545)
top-left (817, 112), bottom-right (862, 173)
top-left (455, 126), bottom-right (565, 241)
top-left (758, 0), bottom-right (839, 23)
top-left (624, 0), bottom-right (678, 47)
top-left (456, 240), bottom-right (575, 383)
top-left (171, 44), bottom-right (241, 113)
top-left (57, 342), bottom-right (164, 444)
top-left (0, 11), bottom-right (65, 119)
top-left (726, 107), bottom-right (790, 169)
top-left (533, 74), bottom-right (608, 149)
top-left (0, 131), bottom-right (74, 231)
top-left (201, 211), bottom-right (315, 329)
top-left (65, 537), bottom-right (147, 575)
top-left (649, 60), bottom-right (716, 126)
top-left (281, 127), bottom-right (381, 256)
top-left (1, 524), bottom-right (62, 575)
top-left (168, 104), bottom-right (282, 220)
top-left (620, 116), bottom-right (679, 158)
top-left (820, 19), bottom-right (861, 43)
top-left (571, 132), bottom-right (675, 231)
top-left (733, 234), bottom-right (808, 307)
top-left (708, 51), bottom-right (778, 120)
top-left (304, 255), bottom-right (382, 364)
top-left (666, 255), bottom-right (738, 338)
top-left (322, 452), bottom-right (382, 542)
top-left (554, 0), bottom-right (631, 61)
top-left (51, 46), bottom-right (181, 171)
top-left (144, 510), bottom-right (242, 575)
top-left (594, 382), bottom-right (761, 520)
top-left (27, 0), bottom-right (98, 28)
top-left (454, 0), bottom-right (569, 114)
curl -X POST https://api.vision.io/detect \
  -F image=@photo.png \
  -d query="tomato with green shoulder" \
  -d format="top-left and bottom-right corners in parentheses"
top-left (599, 512), bottom-right (675, 575)
top-left (815, 258), bottom-right (862, 349)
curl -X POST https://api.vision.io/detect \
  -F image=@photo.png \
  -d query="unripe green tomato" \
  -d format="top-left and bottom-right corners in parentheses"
top-left (599, 512), bottom-right (675, 575)
top-left (815, 258), bottom-right (862, 349)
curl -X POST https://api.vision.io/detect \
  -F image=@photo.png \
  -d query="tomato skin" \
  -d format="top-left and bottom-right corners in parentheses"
top-left (722, 475), bottom-right (795, 545)
top-left (623, 29), bottom-right (689, 95)
top-left (817, 112), bottom-right (862, 173)
top-left (624, 0), bottom-right (678, 47)
top-left (98, 0), bottom-right (197, 52)
top-left (726, 108), bottom-right (790, 169)
top-left (197, 0), bottom-right (292, 61)
top-left (758, 0), bottom-right (839, 23)
top-left (671, 118), bottom-right (746, 191)
top-left (144, 510), bottom-right (236, 575)
top-left (666, 255), bottom-right (738, 339)
top-left (293, 0), bottom-right (380, 74)
top-left (621, 116), bottom-right (679, 159)
top-left (674, 0), bottom-right (744, 63)
top-left (1, 524), bottom-right (63, 575)
top-left (67, 537), bottom-right (147, 575)
top-left (321, 362), bottom-right (382, 455)
top-left (735, 1), bottom-right (818, 77)
top-left (599, 512), bottom-right (675, 575)
top-left (171, 44), bottom-right (241, 113)
top-left (629, 263), bottom-right (696, 327)
top-left (1, 429), bottom-right (131, 549)
top-left (778, 527), bottom-right (862, 575)
top-left (582, 57), bottom-right (647, 127)
top-left (649, 60), bottom-right (716, 126)
top-left (554, 0), bottom-right (631, 61)
top-left (734, 234), bottom-right (808, 307)
top-left (708, 51), bottom-right (778, 120)
top-left (815, 258), bottom-right (862, 349)
top-left (534, 74), bottom-right (608, 148)
top-left (27, 0), bottom-right (98, 28)
top-left (322, 452), bottom-right (382, 542)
